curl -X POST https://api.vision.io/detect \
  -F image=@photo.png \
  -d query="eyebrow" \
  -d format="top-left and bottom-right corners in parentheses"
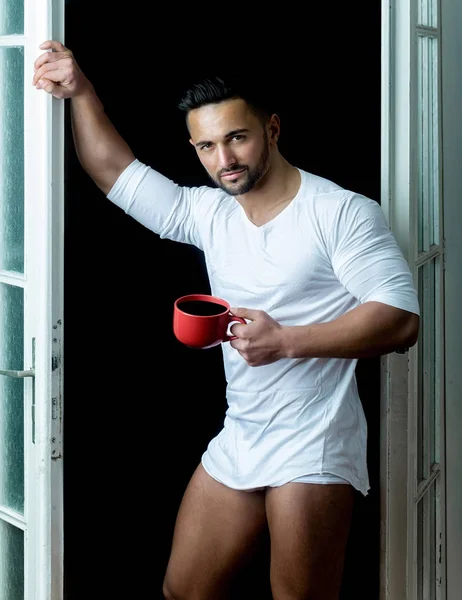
top-left (194, 128), bottom-right (250, 148)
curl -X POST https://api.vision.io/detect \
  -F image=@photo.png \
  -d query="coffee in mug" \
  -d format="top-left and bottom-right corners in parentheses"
top-left (176, 299), bottom-right (229, 317)
top-left (173, 293), bottom-right (246, 349)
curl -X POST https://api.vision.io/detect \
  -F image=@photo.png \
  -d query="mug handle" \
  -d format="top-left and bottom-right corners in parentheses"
top-left (225, 315), bottom-right (246, 341)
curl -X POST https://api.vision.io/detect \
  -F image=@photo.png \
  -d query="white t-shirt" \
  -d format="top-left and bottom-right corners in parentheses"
top-left (107, 159), bottom-right (420, 495)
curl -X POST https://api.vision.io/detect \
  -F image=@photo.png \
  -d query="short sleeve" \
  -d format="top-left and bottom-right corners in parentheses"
top-left (106, 158), bottom-right (210, 249)
top-left (327, 193), bottom-right (420, 315)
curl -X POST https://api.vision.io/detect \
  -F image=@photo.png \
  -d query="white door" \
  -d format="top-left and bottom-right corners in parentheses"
top-left (440, 1), bottom-right (462, 596)
top-left (0, 0), bottom-right (64, 598)
top-left (381, 0), bottom-right (462, 598)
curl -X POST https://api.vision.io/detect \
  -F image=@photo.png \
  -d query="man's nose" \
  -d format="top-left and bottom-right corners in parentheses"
top-left (217, 145), bottom-right (237, 169)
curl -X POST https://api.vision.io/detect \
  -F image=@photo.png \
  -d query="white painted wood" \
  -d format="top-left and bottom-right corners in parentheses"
top-left (440, 1), bottom-right (462, 597)
top-left (380, 3), bottom-right (413, 599)
top-left (381, 1), bottom-right (458, 599)
top-left (23, 0), bottom-right (65, 598)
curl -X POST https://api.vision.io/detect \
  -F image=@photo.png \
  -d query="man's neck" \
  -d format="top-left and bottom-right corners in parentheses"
top-left (237, 156), bottom-right (301, 227)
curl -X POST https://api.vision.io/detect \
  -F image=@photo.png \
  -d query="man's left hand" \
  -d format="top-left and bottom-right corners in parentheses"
top-left (229, 307), bottom-right (287, 367)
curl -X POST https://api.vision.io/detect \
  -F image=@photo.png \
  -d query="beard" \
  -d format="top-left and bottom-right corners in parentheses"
top-left (209, 132), bottom-right (270, 196)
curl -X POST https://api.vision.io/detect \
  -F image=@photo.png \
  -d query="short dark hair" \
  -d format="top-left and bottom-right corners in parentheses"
top-left (177, 74), bottom-right (273, 125)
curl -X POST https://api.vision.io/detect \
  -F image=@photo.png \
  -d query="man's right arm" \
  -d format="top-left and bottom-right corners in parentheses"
top-left (69, 87), bottom-right (135, 195)
top-left (33, 40), bottom-right (135, 195)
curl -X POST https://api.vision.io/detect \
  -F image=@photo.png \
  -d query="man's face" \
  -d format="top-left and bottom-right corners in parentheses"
top-left (187, 98), bottom-right (273, 196)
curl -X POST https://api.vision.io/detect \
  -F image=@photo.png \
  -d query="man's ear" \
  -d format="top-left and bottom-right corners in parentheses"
top-left (189, 138), bottom-right (194, 146)
top-left (268, 114), bottom-right (280, 144)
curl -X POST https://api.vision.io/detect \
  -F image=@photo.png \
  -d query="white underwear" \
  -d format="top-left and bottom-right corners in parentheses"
top-left (290, 473), bottom-right (350, 485)
top-left (247, 472), bottom-right (350, 492)
top-left (206, 469), bottom-right (350, 492)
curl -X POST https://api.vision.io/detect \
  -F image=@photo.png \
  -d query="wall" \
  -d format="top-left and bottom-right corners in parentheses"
top-left (63, 3), bottom-right (382, 598)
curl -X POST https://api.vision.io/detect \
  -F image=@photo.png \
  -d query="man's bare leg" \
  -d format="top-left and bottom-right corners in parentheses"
top-left (163, 464), bottom-right (267, 600)
top-left (266, 482), bottom-right (354, 600)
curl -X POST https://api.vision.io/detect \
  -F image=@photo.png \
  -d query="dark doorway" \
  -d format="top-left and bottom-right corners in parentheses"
top-left (63, 3), bottom-right (381, 599)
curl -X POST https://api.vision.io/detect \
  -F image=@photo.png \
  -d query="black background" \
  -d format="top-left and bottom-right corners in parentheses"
top-left (63, 2), bottom-right (382, 598)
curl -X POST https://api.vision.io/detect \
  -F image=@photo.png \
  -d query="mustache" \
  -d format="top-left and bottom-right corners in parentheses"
top-left (219, 166), bottom-right (247, 177)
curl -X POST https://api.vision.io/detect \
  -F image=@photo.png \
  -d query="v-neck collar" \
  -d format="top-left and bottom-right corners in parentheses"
top-left (237, 168), bottom-right (304, 232)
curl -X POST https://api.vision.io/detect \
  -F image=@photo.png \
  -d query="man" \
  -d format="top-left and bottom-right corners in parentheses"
top-left (33, 40), bottom-right (420, 600)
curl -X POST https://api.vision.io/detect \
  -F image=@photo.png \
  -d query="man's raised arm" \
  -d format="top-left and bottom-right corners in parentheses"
top-left (33, 40), bottom-right (135, 195)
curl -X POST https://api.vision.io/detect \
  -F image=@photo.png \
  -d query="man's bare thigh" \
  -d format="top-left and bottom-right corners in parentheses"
top-left (266, 481), bottom-right (354, 600)
top-left (163, 464), bottom-right (267, 600)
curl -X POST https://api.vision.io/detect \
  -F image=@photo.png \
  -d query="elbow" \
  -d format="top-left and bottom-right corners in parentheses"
top-left (398, 312), bottom-right (420, 351)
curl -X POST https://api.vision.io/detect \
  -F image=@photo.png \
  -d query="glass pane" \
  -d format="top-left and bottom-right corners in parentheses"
top-left (417, 258), bottom-right (441, 481)
top-left (0, 46), bottom-right (25, 274)
top-left (418, 0), bottom-right (438, 28)
top-left (417, 477), bottom-right (442, 600)
top-left (0, 283), bottom-right (24, 513)
top-left (0, 520), bottom-right (24, 600)
top-left (0, 0), bottom-right (24, 35)
top-left (417, 35), bottom-right (439, 252)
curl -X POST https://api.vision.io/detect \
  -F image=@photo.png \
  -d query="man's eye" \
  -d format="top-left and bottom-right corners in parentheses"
top-left (200, 143), bottom-right (212, 151)
top-left (232, 135), bottom-right (244, 141)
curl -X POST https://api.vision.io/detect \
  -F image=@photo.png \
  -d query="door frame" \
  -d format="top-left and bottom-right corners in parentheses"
top-left (380, 1), bottom-right (453, 598)
top-left (24, 0), bottom-right (65, 597)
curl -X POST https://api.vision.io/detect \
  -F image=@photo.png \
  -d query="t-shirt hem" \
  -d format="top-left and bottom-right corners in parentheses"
top-left (201, 453), bottom-right (370, 496)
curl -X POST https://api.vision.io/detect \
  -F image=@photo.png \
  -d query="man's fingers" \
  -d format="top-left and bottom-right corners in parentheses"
top-left (39, 40), bottom-right (70, 53)
top-left (230, 306), bottom-right (259, 321)
top-left (33, 56), bottom-right (73, 87)
top-left (33, 41), bottom-right (72, 74)
top-left (33, 63), bottom-right (60, 87)
top-left (37, 50), bottom-right (71, 66)
top-left (36, 78), bottom-right (56, 94)
top-left (34, 49), bottom-right (71, 71)
top-left (36, 68), bottom-right (63, 86)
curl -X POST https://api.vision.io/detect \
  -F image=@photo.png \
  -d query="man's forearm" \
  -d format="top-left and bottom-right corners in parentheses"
top-left (70, 86), bottom-right (135, 194)
top-left (282, 301), bottom-right (420, 359)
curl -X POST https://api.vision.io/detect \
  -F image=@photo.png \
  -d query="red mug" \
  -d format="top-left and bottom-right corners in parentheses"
top-left (173, 294), bottom-right (246, 349)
